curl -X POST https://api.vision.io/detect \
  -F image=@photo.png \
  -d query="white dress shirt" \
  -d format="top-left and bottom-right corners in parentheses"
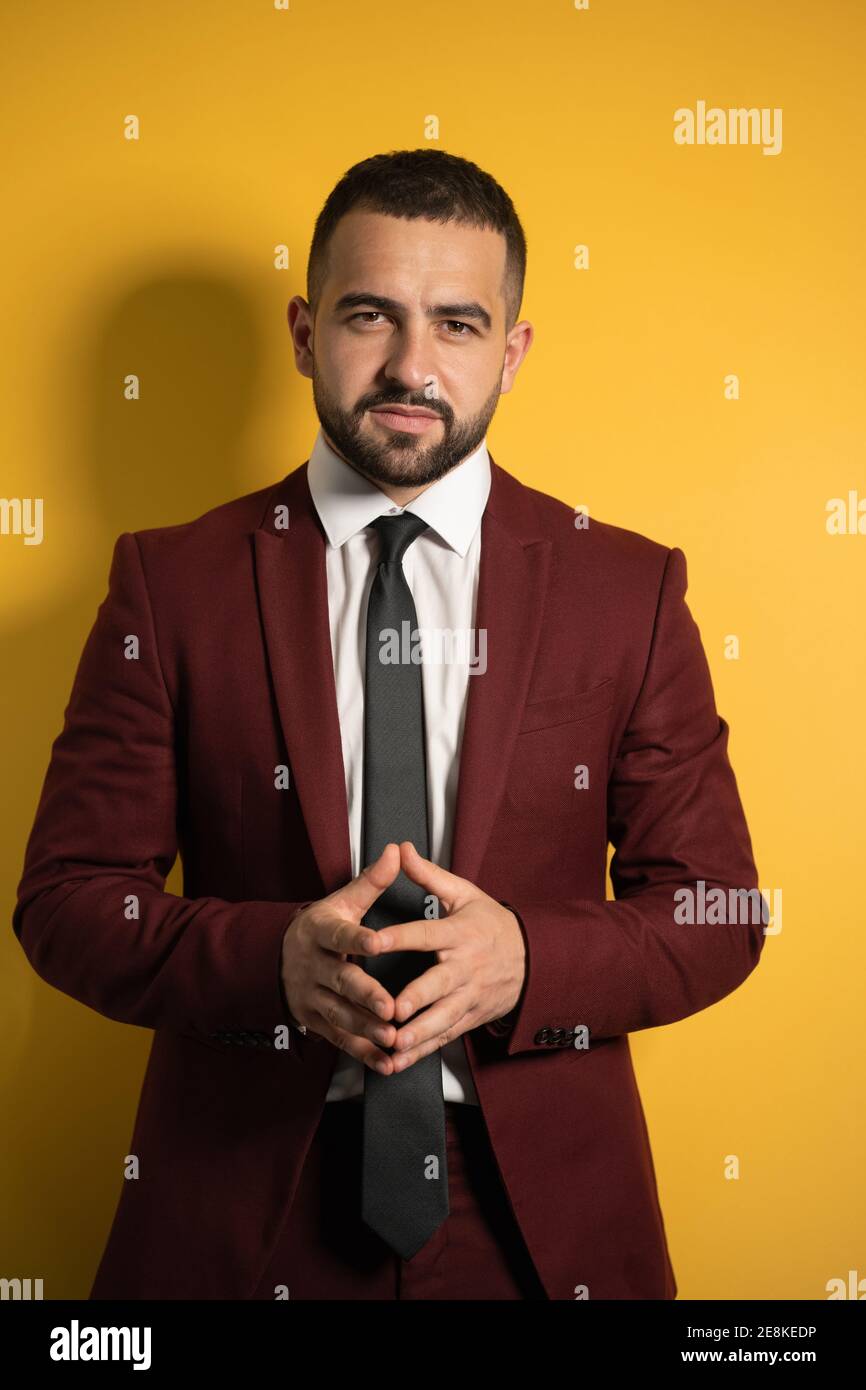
top-left (306, 425), bottom-right (491, 1105)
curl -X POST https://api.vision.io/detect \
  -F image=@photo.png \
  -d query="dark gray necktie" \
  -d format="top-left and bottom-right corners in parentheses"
top-left (360, 512), bottom-right (449, 1260)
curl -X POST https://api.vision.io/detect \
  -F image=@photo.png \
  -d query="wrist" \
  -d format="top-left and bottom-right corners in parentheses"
top-left (280, 902), bottom-right (313, 1035)
top-left (487, 901), bottom-right (527, 1037)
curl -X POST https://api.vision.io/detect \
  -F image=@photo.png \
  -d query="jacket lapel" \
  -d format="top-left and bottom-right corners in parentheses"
top-left (252, 455), bottom-right (551, 896)
top-left (253, 464), bottom-right (353, 894)
top-left (449, 457), bottom-right (552, 885)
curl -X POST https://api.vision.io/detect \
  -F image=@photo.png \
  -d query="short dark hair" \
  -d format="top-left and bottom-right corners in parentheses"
top-left (306, 148), bottom-right (527, 330)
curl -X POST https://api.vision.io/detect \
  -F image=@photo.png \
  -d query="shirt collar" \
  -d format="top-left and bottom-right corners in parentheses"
top-left (306, 426), bottom-right (491, 558)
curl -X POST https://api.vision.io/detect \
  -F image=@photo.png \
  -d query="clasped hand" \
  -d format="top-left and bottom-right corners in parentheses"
top-left (281, 841), bottom-right (525, 1073)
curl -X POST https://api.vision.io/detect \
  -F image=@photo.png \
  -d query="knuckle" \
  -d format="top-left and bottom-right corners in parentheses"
top-left (328, 922), bottom-right (346, 952)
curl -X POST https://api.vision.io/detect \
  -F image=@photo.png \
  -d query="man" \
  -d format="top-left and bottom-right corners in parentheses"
top-left (13, 148), bottom-right (764, 1300)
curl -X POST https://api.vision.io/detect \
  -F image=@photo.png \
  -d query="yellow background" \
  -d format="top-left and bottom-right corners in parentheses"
top-left (1, 0), bottom-right (863, 1299)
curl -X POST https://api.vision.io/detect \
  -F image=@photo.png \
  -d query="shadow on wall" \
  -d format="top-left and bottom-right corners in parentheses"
top-left (0, 269), bottom-right (274, 1298)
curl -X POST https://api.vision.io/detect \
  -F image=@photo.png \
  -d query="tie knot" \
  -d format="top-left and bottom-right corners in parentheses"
top-left (370, 512), bottom-right (429, 567)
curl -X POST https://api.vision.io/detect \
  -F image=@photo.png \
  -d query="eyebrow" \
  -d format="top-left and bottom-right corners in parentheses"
top-left (332, 291), bottom-right (492, 332)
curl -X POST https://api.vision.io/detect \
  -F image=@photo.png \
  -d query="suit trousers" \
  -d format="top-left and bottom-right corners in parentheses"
top-left (251, 1096), bottom-right (547, 1299)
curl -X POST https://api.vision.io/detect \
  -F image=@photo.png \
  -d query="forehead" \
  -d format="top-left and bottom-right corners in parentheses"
top-left (324, 209), bottom-right (506, 311)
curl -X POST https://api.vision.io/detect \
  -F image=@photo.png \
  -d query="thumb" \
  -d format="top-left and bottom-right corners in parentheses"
top-left (399, 840), bottom-right (469, 914)
top-left (332, 842), bottom-right (401, 920)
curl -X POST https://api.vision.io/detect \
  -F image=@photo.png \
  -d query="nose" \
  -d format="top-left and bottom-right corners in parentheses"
top-left (380, 323), bottom-right (436, 396)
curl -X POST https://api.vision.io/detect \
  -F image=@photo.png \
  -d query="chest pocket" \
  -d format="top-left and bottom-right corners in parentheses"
top-left (503, 678), bottom-right (615, 814)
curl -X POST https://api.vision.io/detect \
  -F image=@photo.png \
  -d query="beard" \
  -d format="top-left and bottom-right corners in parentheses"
top-left (311, 364), bottom-right (502, 488)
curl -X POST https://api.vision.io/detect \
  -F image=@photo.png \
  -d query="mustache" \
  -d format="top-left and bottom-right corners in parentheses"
top-left (360, 397), bottom-right (448, 417)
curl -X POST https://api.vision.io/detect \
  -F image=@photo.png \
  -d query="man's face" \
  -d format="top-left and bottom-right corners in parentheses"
top-left (289, 210), bottom-right (532, 490)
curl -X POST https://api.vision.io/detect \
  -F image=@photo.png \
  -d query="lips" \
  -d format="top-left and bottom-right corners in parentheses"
top-left (369, 407), bottom-right (440, 420)
top-left (369, 406), bottom-right (442, 435)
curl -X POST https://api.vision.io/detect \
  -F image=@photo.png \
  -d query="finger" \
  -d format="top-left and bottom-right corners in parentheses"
top-left (332, 843), bottom-right (402, 919)
top-left (390, 994), bottom-right (475, 1072)
top-left (399, 840), bottom-right (469, 913)
top-left (390, 962), bottom-right (457, 1024)
top-left (304, 1008), bottom-right (396, 1075)
top-left (310, 985), bottom-right (398, 1051)
top-left (374, 916), bottom-right (458, 959)
top-left (308, 911), bottom-right (395, 959)
top-left (321, 955), bottom-right (396, 1022)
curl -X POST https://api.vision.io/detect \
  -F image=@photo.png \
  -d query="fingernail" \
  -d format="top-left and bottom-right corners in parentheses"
top-left (378, 933), bottom-right (392, 949)
top-left (376, 1060), bottom-right (390, 1074)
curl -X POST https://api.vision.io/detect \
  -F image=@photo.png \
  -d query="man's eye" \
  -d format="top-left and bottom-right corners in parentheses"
top-left (349, 313), bottom-right (473, 336)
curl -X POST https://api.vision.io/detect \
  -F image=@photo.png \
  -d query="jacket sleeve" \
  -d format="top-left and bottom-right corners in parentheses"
top-left (12, 531), bottom-right (310, 1051)
top-left (486, 545), bottom-right (765, 1055)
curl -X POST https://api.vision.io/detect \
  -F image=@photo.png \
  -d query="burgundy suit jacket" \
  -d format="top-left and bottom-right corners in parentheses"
top-left (13, 456), bottom-right (764, 1300)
